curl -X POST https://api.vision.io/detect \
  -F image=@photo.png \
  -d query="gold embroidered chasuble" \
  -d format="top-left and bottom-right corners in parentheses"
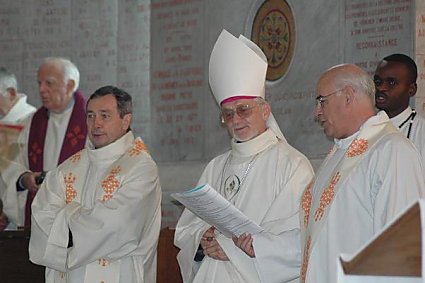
top-left (300, 113), bottom-right (397, 282)
top-left (29, 132), bottom-right (162, 283)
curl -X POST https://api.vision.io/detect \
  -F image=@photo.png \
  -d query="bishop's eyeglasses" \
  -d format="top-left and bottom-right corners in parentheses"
top-left (221, 104), bottom-right (260, 123)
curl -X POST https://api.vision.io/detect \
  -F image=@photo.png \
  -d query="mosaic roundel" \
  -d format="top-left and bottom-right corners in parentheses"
top-left (251, 0), bottom-right (296, 81)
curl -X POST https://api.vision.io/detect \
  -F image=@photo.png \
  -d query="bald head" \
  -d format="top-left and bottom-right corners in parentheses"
top-left (321, 64), bottom-right (375, 101)
top-left (315, 64), bottom-right (376, 139)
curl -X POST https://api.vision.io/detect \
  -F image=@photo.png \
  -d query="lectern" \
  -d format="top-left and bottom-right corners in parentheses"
top-left (337, 200), bottom-right (424, 282)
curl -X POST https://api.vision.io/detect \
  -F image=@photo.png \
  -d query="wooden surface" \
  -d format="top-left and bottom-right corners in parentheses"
top-left (341, 203), bottom-right (422, 276)
top-left (157, 227), bottom-right (183, 283)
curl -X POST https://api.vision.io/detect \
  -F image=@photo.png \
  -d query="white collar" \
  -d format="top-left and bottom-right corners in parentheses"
top-left (334, 111), bottom-right (390, 149)
top-left (390, 106), bottom-right (413, 127)
top-left (87, 131), bottom-right (134, 162)
top-left (231, 128), bottom-right (279, 157)
top-left (49, 95), bottom-right (75, 118)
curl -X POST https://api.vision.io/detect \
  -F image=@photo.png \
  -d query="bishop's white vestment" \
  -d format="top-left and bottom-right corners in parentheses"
top-left (175, 129), bottom-right (314, 283)
top-left (300, 112), bottom-right (425, 283)
top-left (29, 132), bottom-right (162, 283)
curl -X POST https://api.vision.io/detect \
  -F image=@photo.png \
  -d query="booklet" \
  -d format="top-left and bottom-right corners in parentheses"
top-left (171, 183), bottom-right (263, 238)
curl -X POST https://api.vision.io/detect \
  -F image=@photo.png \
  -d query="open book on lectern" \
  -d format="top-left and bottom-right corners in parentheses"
top-left (171, 183), bottom-right (263, 238)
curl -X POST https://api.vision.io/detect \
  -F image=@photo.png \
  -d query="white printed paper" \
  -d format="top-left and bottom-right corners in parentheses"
top-left (171, 183), bottom-right (263, 237)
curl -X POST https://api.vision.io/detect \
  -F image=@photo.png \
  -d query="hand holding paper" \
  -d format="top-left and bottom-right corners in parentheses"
top-left (171, 183), bottom-right (263, 238)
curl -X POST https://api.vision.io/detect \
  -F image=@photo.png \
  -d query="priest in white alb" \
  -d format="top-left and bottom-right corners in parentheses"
top-left (174, 29), bottom-right (314, 283)
top-left (2, 57), bottom-right (87, 229)
top-left (29, 85), bottom-right (162, 283)
top-left (300, 64), bottom-right (425, 283)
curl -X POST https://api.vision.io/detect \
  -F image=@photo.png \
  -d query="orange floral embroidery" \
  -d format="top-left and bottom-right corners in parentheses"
top-left (69, 151), bottom-right (82, 163)
top-left (101, 166), bottom-right (121, 201)
top-left (129, 139), bottom-right (148, 156)
top-left (301, 181), bottom-right (313, 228)
top-left (300, 236), bottom-right (311, 283)
top-left (346, 138), bottom-right (368, 157)
top-left (98, 258), bottom-right (109, 266)
top-left (64, 173), bottom-right (77, 204)
top-left (314, 172), bottom-right (341, 221)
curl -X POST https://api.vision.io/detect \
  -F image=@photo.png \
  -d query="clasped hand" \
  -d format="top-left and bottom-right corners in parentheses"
top-left (200, 227), bottom-right (229, 261)
top-left (232, 233), bottom-right (255, 258)
top-left (200, 227), bottom-right (256, 260)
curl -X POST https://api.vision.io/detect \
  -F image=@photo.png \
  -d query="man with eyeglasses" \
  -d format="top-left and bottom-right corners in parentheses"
top-left (300, 63), bottom-right (425, 283)
top-left (374, 53), bottom-right (425, 163)
top-left (175, 29), bottom-right (314, 283)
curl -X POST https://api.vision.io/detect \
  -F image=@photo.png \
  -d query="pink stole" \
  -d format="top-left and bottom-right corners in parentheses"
top-left (25, 90), bottom-right (87, 227)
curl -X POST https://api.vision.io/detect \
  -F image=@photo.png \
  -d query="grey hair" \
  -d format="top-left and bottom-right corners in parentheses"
top-left (254, 97), bottom-right (267, 105)
top-left (332, 64), bottom-right (376, 101)
top-left (41, 57), bottom-right (80, 92)
top-left (0, 67), bottom-right (17, 95)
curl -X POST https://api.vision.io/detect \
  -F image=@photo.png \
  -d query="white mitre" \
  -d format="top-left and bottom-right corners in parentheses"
top-left (208, 29), bottom-right (286, 141)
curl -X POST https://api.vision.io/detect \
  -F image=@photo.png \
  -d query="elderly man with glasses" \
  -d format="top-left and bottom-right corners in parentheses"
top-left (175, 29), bottom-right (314, 283)
top-left (299, 63), bottom-right (425, 283)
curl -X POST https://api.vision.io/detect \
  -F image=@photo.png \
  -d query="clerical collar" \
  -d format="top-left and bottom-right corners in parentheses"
top-left (334, 131), bottom-right (358, 150)
top-left (334, 111), bottom-right (389, 149)
top-left (231, 128), bottom-right (279, 157)
top-left (390, 107), bottom-right (416, 139)
top-left (87, 131), bottom-right (134, 161)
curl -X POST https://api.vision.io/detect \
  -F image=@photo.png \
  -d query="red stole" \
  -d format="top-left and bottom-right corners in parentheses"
top-left (25, 90), bottom-right (87, 227)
